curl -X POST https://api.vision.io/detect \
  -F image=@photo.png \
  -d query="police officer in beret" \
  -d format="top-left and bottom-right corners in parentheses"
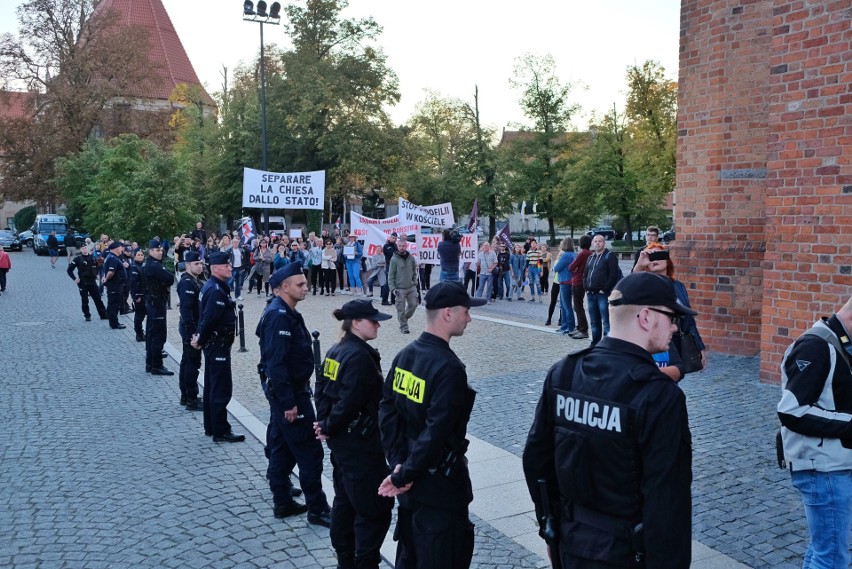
top-left (67, 244), bottom-right (107, 322)
top-left (144, 239), bottom-right (175, 376)
top-left (378, 281), bottom-right (487, 569)
top-left (314, 299), bottom-right (394, 569)
top-left (256, 263), bottom-right (331, 524)
top-left (523, 272), bottom-right (695, 569)
top-left (177, 251), bottom-right (204, 411)
top-left (191, 252), bottom-right (243, 442)
top-left (128, 248), bottom-right (147, 341)
top-left (102, 241), bottom-right (128, 329)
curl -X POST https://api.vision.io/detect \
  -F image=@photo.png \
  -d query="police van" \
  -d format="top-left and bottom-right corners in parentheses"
top-left (32, 214), bottom-right (69, 256)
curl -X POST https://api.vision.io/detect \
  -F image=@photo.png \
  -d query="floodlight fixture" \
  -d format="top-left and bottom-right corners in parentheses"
top-left (243, 1), bottom-right (254, 16)
top-left (269, 2), bottom-right (281, 19)
top-left (256, 1), bottom-right (268, 17)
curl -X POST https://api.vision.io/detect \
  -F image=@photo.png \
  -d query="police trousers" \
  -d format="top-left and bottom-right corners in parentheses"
top-left (106, 286), bottom-right (123, 327)
top-left (202, 342), bottom-right (232, 437)
top-left (179, 341), bottom-right (201, 401)
top-left (394, 497), bottom-right (474, 569)
top-left (79, 281), bottom-right (106, 319)
top-left (266, 391), bottom-right (328, 514)
top-left (133, 294), bottom-right (146, 335)
top-left (328, 448), bottom-right (393, 565)
top-left (145, 300), bottom-right (167, 368)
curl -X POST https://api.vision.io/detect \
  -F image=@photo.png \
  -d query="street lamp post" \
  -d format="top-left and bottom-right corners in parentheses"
top-left (243, 1), bottom-right (281, 237)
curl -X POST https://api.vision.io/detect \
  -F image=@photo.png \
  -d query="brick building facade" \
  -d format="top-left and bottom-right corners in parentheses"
top-left (677, 0), bottom-right (851, 382)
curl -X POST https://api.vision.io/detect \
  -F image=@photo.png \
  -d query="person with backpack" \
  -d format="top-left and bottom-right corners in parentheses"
top-left (778, 297), bottom-right (852, 568)
top-left (582, 234), bottom-right (622, 346)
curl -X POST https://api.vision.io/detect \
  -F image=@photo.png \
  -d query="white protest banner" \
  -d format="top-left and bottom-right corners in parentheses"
top-left (350, 212), bottom-right (419, 256)
top-left (398, 198), bottom-right (455, 228)
top-left (459, 234), bottom-right (478, 265)
top-left (242, 167), bottom-right (325, 209)
top-left (418, 234), bottom-right (442, 265)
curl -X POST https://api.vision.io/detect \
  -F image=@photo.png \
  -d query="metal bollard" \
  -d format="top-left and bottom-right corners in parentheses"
top-left (238, 304), bottom-right (248, 352)
top-left (311, 330), bottom-right (322, 381)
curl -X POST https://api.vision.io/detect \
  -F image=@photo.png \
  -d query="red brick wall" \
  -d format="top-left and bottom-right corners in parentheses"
top-left (677, 0), bottom-right (852, 382)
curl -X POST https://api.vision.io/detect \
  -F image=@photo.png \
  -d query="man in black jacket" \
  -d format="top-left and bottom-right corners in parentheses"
top-left (177, 251), bottom-right (204, 410)
top-left (378, 281), bottom-right (486, 569)
top-left (102, 241), bottom-right (127, 329)
top-left (143, 239), bottom-right (175, 376)
top-left (582, 234), bottom-right (622, 346)
top-left (67, 244), bottom-right (107, 322)
top-left (524, 272), bottom-right (695, 569)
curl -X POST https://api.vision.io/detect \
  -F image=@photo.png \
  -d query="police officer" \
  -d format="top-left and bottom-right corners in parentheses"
top-left (67, 244), bottom-right (107, 322)
top-left (121, 245), bottom-right (133, 314)
top-left (191, 252), bottom-right (243, 442)
top-left (523, 272), bottom-right (695, 569)
top-left (314, 300), bottom-right (394, 569)
top-left (143, 239), bottom-right (175, 376)
top-left (128, 248), bottom-right (147, 341)
top-left (177, 251), bottom-right (204, 411)
top-left (256, 263), bottom-right (331, 524)
top-left (377, 281), bottom-right (486, 569)
top-left (102, 241), bottom-right (128, 329)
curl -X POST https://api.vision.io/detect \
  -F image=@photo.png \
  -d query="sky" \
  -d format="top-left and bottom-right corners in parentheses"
top-left (0, 0), bottom-right (681, 131)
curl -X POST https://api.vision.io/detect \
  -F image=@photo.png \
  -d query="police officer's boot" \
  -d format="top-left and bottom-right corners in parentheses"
top-left (335, 551), bottom-right (356, 569)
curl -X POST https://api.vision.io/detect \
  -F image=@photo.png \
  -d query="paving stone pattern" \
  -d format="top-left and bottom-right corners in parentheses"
top-left (2, 252), bottom-right (818, 567)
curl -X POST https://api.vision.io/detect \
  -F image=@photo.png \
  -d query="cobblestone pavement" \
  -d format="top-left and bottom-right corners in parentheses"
top-left (3, 252), bottom-right (813, 568)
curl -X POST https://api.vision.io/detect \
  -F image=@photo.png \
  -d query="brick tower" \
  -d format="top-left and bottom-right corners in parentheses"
top-left (677, 1), bottom-right (852, 382)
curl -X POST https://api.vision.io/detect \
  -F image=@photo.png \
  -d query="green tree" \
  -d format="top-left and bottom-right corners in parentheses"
top-left (54, 134), bottom-right (197, 242)
top-left (0, 0), bottom-right (149, 205)
top-left (13, 205), bottom-right (36, 233)
top-left (505, 54), bottom-right (580, 243)
top-left (625, 61), bottom-right (677, 199)
top-left (273, 0), bottom-right (400, 210)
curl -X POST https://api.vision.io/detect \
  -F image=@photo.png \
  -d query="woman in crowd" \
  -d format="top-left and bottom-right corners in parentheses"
top-left (568, 234), bottom-right (592, 339)
top-left (510, 244), bottom-right (527, 301)
top-left (314, 300), bottom-right (394, 569)
top-left (551, 237), bottom-right (577, 335)
top-left (254, 239), bottom-right (274, 297)
top-left (273, 243), bottom-right (289, 271)
top-left (321, 240), bottom-right (338, 296)
top-left (308, 238), bottom-right (324, 295)
top-left (334, 237), bottom-right (346, 291)
top-left (539, 243), bottom-right (551, 294)
top-left (633, 241), bottom-right (707, 380)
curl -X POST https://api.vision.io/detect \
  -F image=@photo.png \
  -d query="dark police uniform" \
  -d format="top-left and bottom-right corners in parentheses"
top-left (379, 332), bottom-right (476, 569)
top-left (143, 249), bottom-right (175, 373)
top-left (103, 247), bottom-right (127, 328)
top-left (523, 337), bottom-right (692, 569)
top-left (177, 263), bottom-right (203, 408)
top-left (316, 333), bottom-right (393, 568)
top-left (196, 273), bottom-right (237, 438)
top-left (257, 292), bottom-right (330, 517)
top-left (67, 252), bottom-right (106, 321)
top-left (128, 257), bottom-right (147, 339)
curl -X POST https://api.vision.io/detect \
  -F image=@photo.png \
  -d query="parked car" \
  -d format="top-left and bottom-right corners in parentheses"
top-left (17, 229), bottom-right (33, 247)
top-left (0, 230), bottom-right (23, 251)
top-left (661, 228), bottom-right (676, 244)
top-left (586, 227), bottom-right (624, 241)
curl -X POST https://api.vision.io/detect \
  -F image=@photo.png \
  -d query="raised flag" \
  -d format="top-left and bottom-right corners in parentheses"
top-left (498, 223), bottom-right (512, 251)
top-left (467, 199), bottom-right (478, 234)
